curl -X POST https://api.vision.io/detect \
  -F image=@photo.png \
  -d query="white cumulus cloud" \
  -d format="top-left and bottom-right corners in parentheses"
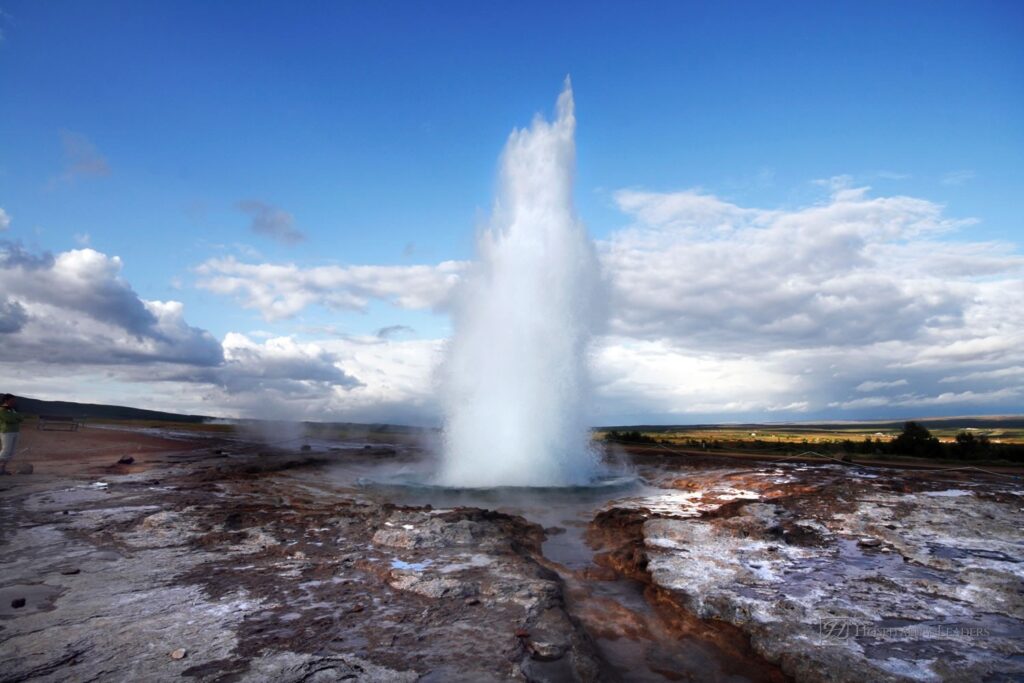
top-left (195, 257), bottom-right (465, 320)
top-left (856, 379), bottom-right (908, 392)
top-left (6, 178), bottom-right (1024, 423)
top-left (0, 242), bottom-right (222, 366)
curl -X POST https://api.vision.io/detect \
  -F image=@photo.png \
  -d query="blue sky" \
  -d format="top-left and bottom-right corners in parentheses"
top-left (1, 1), bottom-right (1022, 423)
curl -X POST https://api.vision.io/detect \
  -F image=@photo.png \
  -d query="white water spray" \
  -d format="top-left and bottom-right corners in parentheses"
top-left (438, 79), bottom-right (603, 488)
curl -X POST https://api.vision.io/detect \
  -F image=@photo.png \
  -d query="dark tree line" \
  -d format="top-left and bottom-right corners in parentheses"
top-left (604, 430), bottom-right (659, 445)
top-left (602, 422), bottom-right (1023, 463)
top-left (849, 422), bottom-right (1020, 462)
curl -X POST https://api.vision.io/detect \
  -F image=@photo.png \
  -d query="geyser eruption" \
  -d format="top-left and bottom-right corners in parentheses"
top-left (438, 79), bottom-right (603, 488)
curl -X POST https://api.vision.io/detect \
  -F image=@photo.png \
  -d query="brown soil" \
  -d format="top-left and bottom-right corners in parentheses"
top-left (3, 425), bottom-right (222, 477)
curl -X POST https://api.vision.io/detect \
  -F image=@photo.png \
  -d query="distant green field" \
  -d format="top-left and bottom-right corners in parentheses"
top-left (595, 418), bottom-right (1024, 446)
top-left (18, 393), bottom-right (1023, 449)
top-left (647, 427), bottom-right (1022, 446)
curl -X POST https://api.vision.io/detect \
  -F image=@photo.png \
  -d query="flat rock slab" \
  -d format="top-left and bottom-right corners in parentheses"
top-left (594, 465), bottom-right (1024, 682)
top-left (0, 443), bottom-right (605, 682)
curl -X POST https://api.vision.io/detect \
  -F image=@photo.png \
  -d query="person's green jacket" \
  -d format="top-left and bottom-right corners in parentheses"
top-left (0, 408), bottom-right (24, 433)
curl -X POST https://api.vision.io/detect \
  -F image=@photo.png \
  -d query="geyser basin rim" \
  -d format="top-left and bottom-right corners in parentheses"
top-left (356, 472), bottom-right (640, 493)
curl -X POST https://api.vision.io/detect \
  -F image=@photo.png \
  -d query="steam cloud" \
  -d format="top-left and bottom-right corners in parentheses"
top-left (438, 79), bottom-right (604, 487)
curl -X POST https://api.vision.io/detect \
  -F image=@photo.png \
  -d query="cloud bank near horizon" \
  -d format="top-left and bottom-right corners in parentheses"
top-left (1, 181), bottom-right (1021, 423)
top-left (591, 182), bottom-right (1023, 420)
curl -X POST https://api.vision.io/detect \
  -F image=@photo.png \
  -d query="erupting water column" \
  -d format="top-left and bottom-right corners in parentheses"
top-left (438, 79), bottom-right (603, 488)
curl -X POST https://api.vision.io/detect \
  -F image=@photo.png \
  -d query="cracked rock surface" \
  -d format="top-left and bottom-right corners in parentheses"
top-left (590, 463), bottom-right (1024, 682)
top-left (0, 428), bottom-right (605, 682)
top-left (5, 427), bottom-right (1021, 683)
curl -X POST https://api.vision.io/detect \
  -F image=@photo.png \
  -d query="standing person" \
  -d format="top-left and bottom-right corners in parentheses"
top-left (0, 394), bottom-right (24, 475)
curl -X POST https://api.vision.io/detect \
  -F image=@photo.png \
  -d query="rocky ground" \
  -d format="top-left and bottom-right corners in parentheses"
top-left (590, 458), bottom-right (1024, 682)
top-left (1, 428), bottom-right (1021, 682)
top-left (0, 429), bottom-right (612, 682)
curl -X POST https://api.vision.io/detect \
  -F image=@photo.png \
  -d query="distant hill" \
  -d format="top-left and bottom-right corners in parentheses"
top-left (8, 395), bottom-right (209, 423)
top-left (8, 393), bottom-right (1022, 432)
top-left (598, 416), bottom-right (1024, 431)
top-left (5, 395), bottom-right (429, 432)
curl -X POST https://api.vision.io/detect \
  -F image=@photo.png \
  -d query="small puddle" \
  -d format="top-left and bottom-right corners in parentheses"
top-left (88, 548), bottom-right (124, 562)
top-left (926, 543), bottom-right (1020, 563)
top-left (0, 583), bottom-right (64, 618)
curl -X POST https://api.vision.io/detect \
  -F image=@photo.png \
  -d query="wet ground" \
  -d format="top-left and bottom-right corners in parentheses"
top-left (347, 466), bottom-right (784, 683)
top-left (1, 427), bottom-right (1022, 682)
